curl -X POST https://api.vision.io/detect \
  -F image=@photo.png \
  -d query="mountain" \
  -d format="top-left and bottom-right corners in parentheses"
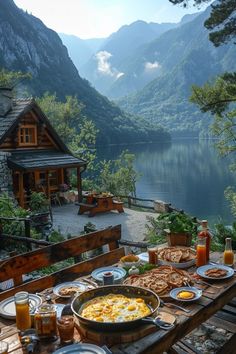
top-left (59, 34), bottom-right (105, 70)
top-left (117, 5), bottom-right (236, 137)
top-left (78, 14), bottom-right (199, 97)
top-left (0, 0), bottom-right (170, 144)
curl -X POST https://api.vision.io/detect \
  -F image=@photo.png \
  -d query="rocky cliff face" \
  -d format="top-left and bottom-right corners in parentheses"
top-left (0, 0), bottom-right (169, 144)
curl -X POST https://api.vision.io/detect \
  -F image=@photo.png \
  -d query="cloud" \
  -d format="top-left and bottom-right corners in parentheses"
top-left (95, 50), bottom-right (124, 79)
top-left (144, 61), bottom-right (161, 71)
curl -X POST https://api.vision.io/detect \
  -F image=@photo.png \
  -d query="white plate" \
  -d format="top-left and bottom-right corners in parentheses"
top-left (91, 267), bottom-right (126, 283)
top-left (138, 252), bottom-right (195, 268)
top-left (196, 264), bottom-right (234, 280)
top-left (0, 294), bottom-right (42, 319)
top-left (53, 281), bottom-right (89, 298)
top-left (170, 287), bottom-right (202, 302)
top-left (53, 343), bottom-right (106, 354)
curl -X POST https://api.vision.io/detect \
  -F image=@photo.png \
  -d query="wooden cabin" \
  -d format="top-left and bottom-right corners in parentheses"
top-left (0, 88), bottom-right (87, 208)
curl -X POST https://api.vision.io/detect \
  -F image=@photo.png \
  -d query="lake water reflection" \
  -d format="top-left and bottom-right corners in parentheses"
top-left (97, 139), bottom-right (235, 225)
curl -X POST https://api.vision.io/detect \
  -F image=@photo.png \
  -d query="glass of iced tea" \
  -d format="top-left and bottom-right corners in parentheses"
top-left (57, 315), bottom-right (74, 344)
top-left (147, 245), bottom-right (158, 264)
top-left (0, 341), bottom-right (8, 354)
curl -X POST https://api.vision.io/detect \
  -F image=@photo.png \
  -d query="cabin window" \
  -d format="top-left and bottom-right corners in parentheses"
top-left (18, 125), bottom-right (37, 146)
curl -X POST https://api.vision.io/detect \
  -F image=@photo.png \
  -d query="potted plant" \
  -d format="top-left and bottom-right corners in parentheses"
top-left (146, 211), bottom-right (197, 247)
top-left (29, 192), bottom-right (49, 214)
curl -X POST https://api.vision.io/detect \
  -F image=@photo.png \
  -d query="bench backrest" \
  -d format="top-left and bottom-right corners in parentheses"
top-left (0, 225), bottom-right (124, 300)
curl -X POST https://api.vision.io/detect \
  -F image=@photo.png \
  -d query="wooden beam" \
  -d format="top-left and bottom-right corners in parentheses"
top-left (19, 172), bottom-right (24, 207)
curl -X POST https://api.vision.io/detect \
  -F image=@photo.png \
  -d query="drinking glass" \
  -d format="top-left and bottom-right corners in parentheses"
top-left (57, 315), bottom-right (74, 344)
top-left (0, 341), bottom-right (8, 354)
top-left (147, 245), bottom-right (158, 264)
top-left (196, 237), bottom-right (207, 267)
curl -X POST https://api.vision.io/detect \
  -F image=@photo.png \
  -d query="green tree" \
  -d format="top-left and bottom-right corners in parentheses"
top-left (37, 93), bottom-right (98, 172)
top-left (0, 68), bottom-right (31, 87)
top-left (99, 151), bottom-right (140, 197)
top-left (169, 0), bottom-right (236, 47)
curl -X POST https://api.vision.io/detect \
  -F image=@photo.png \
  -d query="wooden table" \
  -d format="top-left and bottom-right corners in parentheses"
top-left (0, 252), bottom-right (235, 354)
top-left (77, 193), bottom-right (124, 216)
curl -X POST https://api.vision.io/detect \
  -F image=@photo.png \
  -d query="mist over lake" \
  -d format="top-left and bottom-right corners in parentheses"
top-left (97, 139), bottom-right (235, 226)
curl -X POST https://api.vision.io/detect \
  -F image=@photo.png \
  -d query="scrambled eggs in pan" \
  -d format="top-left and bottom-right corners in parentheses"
top-left (81, 294), bottom-right (151, 322)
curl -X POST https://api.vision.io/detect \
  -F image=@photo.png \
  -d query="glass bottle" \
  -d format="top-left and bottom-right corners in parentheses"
top-left (198, 220), bottom-right (211, 261)
top-left (223, 238), bottom-right (234, 266)
top-left (14, 291), bottom-right (31, 331)
top-left (196, 236), bottom-right (207, 267)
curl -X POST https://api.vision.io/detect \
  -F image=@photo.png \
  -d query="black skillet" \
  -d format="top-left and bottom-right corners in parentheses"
top-left (71, 285), bottom-right (174, 331)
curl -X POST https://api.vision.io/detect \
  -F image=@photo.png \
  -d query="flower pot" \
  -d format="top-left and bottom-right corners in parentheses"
top-left (167, 232), bottom-right (192, 247)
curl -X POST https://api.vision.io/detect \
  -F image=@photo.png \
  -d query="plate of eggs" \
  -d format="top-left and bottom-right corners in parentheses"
top-left (169, 287), bottom-right (202, 302)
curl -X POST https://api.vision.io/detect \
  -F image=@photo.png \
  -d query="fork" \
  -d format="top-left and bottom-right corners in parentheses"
top-left (195, 279), bottom-right (222, 289)
top-left (160, 299), bottom-right (190, 313)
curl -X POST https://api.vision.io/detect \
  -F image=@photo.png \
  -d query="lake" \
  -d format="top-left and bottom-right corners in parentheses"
top-left (97, 139), bottom-right (235, 226)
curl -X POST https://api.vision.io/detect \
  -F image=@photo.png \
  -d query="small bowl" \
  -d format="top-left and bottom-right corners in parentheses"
top-left (170, 287), bottom-right (202, 302)
top-left (120, 259), bottom-right (141, 269)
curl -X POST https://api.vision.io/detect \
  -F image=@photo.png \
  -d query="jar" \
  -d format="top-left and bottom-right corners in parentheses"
top-left (34, 304), bottom-right (57, 339)
top-left (14, 291), bottom-right (31, 332)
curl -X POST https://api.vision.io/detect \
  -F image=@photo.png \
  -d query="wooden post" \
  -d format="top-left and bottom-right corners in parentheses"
top-left (24, 216), bottom-right (32, 251)
top-left (128, 196), bottom-right (131, 209)
top-left (19, 172), bottom-right (24, 208)
top-left (46, 170), bottom-right (50, 200)
top-left (77, 167), bottom-right (82, 202)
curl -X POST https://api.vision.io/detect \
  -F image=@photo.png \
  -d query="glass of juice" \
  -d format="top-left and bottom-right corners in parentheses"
top-left (0, 341), bottom-right (8, 354)
top-left (147, 245), bottom-right (158, 264)
top-left (223, 238), bottom-right (234, 266)
top-left (196, 237), bottom-right (207, 267)
top-left (14, 291), bottom-right (31, 332)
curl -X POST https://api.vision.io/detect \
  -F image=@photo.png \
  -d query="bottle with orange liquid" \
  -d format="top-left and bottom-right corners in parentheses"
top-left (223, 238), bottom-right (234, 266)
top-left (196, 236), bottom-right (207, 267)
top-left (14, 291), bottom-right (31, 332)
top-left (198, 220), bottom-right (211, 262)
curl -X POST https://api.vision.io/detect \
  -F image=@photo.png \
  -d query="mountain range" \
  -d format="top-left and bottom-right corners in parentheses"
top-left (0, 0), bottom-right (169, 145)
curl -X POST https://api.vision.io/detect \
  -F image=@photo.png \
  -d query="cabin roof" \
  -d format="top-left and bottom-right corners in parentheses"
top-left (0, 99), bottom-right (71, 153)
top-left (0, 99), bottom-right (32, 142)
top-left (7, 149), bottom-right (86, 171)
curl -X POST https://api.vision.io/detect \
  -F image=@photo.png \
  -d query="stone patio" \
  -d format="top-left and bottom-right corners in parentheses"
top-left (52, 204), bottom-right (156, 242)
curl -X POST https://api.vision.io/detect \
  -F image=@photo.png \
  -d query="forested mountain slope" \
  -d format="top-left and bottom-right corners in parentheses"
top-left (0, 0), bottom-right (169, 144)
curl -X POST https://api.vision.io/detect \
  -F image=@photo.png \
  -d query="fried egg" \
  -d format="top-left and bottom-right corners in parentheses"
top-left (176, 290), bottom-right (195, 300)
top-left (81, 294), bottom-right (151, 322)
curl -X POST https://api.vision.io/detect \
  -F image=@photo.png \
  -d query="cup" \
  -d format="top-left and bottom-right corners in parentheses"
top-left (57, 315), bottom-right (74, 344)
top-left (196, 237), bottom-right (207, 267)
top-left (147, 245), bottom-right (158, 264)
top-left (0, 341), bottom-right (8, 354)
top-left (103, 271), bottom-right (114, 285)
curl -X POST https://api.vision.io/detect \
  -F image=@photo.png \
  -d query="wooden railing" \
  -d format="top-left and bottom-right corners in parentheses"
top-left (0, 225), bottom-right (124, 301)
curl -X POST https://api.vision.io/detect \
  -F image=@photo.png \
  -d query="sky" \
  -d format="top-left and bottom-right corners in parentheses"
top-left (14, 0), bottom-right (211, 39)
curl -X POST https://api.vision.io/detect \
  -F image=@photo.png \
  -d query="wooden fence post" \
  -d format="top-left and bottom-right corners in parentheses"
top-left (24, 216), bottom-right (32, 251)
top-left (128, 196), bottom-right (131, 208)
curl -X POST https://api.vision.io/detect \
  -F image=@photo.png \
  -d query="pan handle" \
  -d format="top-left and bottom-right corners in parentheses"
top-left (141, 316), bottom-right (175, 330)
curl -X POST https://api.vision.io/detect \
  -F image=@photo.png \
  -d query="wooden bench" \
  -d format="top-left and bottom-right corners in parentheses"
top-left (169, 297), bottom-right (236, 354)
top-left (0, 225), bottom-right (124, 301)
top-left (76, 202), bottom-right (97, 215)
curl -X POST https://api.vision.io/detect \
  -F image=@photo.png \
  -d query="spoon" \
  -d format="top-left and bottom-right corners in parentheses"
top-left (142, 316), bottom-right (175, 330)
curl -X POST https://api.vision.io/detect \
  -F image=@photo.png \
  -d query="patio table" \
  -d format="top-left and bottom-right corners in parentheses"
top-left (0, 252), bottom-right (235, 353)
top-left (77, 192), bottom-right (124, 216)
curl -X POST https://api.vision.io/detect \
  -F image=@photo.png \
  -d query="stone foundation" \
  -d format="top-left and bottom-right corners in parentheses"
top-left (0, 151), bottom-right (13, 195)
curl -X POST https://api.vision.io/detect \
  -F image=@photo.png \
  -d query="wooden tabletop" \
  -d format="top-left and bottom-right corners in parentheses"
top-left (0, 252), bottom-right (235, 354)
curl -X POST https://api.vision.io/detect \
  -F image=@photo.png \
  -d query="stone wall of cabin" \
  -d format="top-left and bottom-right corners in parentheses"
top-left (0, 151), bottom-right (13, 195)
